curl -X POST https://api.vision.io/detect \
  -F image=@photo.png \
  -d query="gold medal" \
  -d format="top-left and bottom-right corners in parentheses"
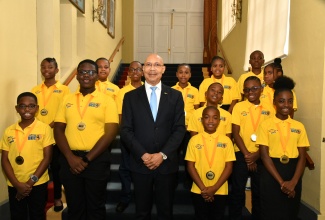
top-left (40, 108), bottom-right (48, 116)
top-left (77, 122), bottom-right (86, 131)
top-left (280, 155), bottom-right (289, 164)
top-left (206, 171), bottom-right (215, 180)
top-left (251, 134), bottom-right (257, 142)
top-left (15, 156), bottom-right (24, 165)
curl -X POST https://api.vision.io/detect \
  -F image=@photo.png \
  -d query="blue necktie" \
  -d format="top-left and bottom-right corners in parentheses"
top-left (150, 86), bottom-right (158, 121)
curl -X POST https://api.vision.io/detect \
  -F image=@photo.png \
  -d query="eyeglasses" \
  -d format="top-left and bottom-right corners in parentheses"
top-left (243, 86), bottom-right (262, 93)
top-left (143, 63), bottom-right (164, 69)
top-left (129, 67), bottom-right (143, 73)
top-left (78, 70), bottom-right (97, 76)
top-left (17, 104), bottom-right (37, 110)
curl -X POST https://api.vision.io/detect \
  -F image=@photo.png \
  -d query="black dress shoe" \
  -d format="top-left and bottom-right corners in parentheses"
top-left (115, 202), bottom-right (129, 213)
top-left (53, 204), bottom-right (64, 212)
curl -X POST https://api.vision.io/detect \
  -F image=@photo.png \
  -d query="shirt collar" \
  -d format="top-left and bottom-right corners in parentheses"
top-left (145, 81), bottom-right (162, 90)
top-left (202, 131), bottom-right (219, 139)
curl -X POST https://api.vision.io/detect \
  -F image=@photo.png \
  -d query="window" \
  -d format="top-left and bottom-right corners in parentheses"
top-left (244, 0), bottom-right (290, 70)
top-left (221, 0), bottom-right (237, 41)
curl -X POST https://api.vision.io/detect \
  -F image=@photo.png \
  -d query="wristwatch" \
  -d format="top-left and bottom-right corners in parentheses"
top-left (30, 175), bottom-right (39, 183)
top-left (82, 156), bottom-right (90, 164)
top-left (160, 152), bottom-right (167, 160)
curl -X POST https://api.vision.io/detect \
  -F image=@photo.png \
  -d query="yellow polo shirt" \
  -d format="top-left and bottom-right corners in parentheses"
top-left (237, 70), bottom-right (264, 94)
top-left (231, 100), bottom-right (272, 152)
top-left (187, 106), bottom-right (232, 135)
top-left (198, 75), bottom-right (240, 105)
top-left (185, 131), bottom-right (235, 195)
top-left (256, 116), bottom-right (310, 158)
top-left (116, 82), bottom-right (144, 115)
top-left (260, 85), bottom-right (298, 115)
top-left (172, 82), bottom-right (199, 125)
top-left (32, 81), bottom-right (70, 125)
top-left (96, 80), bottom-right (120, 100)
top-left (0, 119), bottom-right (54, 186)
top-left (55, 90), bottom-right (119, 151)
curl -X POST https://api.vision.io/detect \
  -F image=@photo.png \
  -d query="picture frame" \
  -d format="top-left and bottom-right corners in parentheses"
top-left (69, 0), bottom-right (85, 14)
top-left (99, 0), bottom-right (108, 28)
top-left (107, 0), bottom-right (116, 38)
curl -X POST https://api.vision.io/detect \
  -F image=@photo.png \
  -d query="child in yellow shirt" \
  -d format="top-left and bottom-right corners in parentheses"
top-left (185, 106), bottom-right (235, 220)
top-left (1, 92), bottom-right (54, 220)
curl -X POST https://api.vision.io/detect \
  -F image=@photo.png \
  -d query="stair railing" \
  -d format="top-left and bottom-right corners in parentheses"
top-left (63, 36), bottom-right (125, 86)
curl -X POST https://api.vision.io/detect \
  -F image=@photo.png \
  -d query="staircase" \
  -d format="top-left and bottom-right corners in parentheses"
top-left (114, 63), bottom-right (211, 89)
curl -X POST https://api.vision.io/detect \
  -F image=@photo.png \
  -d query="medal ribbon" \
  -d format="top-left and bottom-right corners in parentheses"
top-left (276, 122), bottom-right (291, 155)
top-left (41, 84), bottom-right (55, 108)
top-left (76, 94), bottom-right (94, 120)
top-left (249, 105), bottom-right (262, 132)
top-left (202, 135), bottom-right (219, 169)
top-left (15, 120), bottom-right (37, 154)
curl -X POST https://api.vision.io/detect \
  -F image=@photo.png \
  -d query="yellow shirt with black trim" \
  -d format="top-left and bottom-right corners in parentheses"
top-left (185, 131), bottom-right (236, 195)
top-left (198, 75), bottom-right (240, 105)
top-left (187, 105), bottom-right (232, 135)
top-left (116, 82), bottom-right (144, 115)
top-left (0, 119), bottom-right (54, 187)
top-left (237, 70), bottom-right (264, 94)
top-left (260, 85), bottom-right (298, 115)
top-left (96, 80), bottom-right (120, 100)
top-left (172, 82), bottom-right (199, 125)
top-left (256, 116), bottom-right (310, 158)
top-left (54, 89), bottom-right (119, 151)
top-left (231, 100), bottom-right (272, 152)
top-left (32, 81), bottom-right (70, 125)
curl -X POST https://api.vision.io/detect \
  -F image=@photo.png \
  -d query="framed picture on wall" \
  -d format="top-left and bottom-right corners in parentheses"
top-left (99, 0), bottom-right (108, 27)
top-left (69, 0), bottom-right (85, 14)
top-left (107, 0), bottom-right (116, 38)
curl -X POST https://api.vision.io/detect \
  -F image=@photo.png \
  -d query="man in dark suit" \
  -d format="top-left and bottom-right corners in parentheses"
top-left (121, 54), bottom-right (186, 220)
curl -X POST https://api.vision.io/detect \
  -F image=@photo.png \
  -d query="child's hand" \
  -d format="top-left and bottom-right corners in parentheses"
top-left (247, 162), bottom-right (257, 172)
top-left (244, 152), bottom-right (259, 164)
top-left (201, 186), bottom-right (216, 197)
top-left (68, 155), bottom-right (88, 174)
top-left (15, 182), bottom-right (32, 199)
top-left (281, 180), bottom-right (296, 195)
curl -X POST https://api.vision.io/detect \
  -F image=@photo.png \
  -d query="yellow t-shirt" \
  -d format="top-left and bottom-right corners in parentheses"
top-left (185, 132), bottom-right (236, 195)
top-left (187, 106), bottom-right (232, 135)
top-left (256, 116), bottom-right (310, 158)
top-left (116, 82), bottom-right (143, 115)
top-left (96, 80), bottom-right (120, 100)
top-left (172, 82), bottom-right (199, 125)
top-left (260, 85), bottom-right (298, 114)
top-left (55, 90), bottom-right (119, 151)
top-left (0, 119), bottom-right (54, 186)
top-left (237, 71), bottom-right (264, 94)
top-left (231, 100), bottom-right (272, 152)
top-left (32, 81), bottom-right (70, 125)
top-left (198, 75), bottom-right (240, 105)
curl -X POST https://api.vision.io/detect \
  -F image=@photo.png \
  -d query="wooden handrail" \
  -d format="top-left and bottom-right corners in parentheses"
top-left (215, 35), bottom-right (233, 75)
top-left (109, 37), bottom-right (125, 63)
top-left (63, 68), bottom-right (77, 86)
top-left (63, 36), bottom-right (125, 86)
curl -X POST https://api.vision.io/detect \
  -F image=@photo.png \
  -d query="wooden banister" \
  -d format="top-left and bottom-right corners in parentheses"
top-left (109, 37), bottom-right (125, 63)
top-left (215, 35), bottom-right (233, 75)
top-left (63, 36), bottom-right (125, 86)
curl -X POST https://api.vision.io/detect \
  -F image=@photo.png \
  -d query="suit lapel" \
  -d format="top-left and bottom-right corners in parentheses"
top-left (138, 85), bottom-right (154, 121)
top-left (156, 84), bottom-right (169, 122)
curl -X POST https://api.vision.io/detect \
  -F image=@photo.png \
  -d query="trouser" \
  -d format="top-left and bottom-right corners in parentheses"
top-left (132, 172), bottom-right (178, 220)
top-left (118, 140), bottom-right (132, 204)
top-left (59, 150), bottom-right (110, 220)
top-left (229, 151), bottom-right (261, 220)
top-left (8, 182), bottom-right (48, 220)
top-left (192, 193), bottom-right (227, 220)
top-left (50, 144), bottom-right (62, 200)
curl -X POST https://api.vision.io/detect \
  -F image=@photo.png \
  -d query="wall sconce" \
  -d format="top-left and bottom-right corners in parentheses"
top-left (232, 0), bottom-right (242, 23)
top-left (93, 0), bottom-right (105, 22)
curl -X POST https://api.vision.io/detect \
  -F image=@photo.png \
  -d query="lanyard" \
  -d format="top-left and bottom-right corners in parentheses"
top-left (249, 105), bottom-right (262, 132)
top-left (15, 121), bottom-right (37, 154)
top-left (276, 122), bottom-right (291, 154)
top-left (41, 85), bottom-right (55, 108)
top-left (202, 135), bottom-right (219, 169)
top-left (76, 94), bottom-right (94, 120)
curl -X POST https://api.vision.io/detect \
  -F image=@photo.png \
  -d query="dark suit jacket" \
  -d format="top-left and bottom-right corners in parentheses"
top-left (121, 84), bottom-right (186, 174)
